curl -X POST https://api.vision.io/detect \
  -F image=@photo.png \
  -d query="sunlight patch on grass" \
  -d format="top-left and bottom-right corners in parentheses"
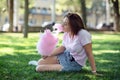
top-left (92, 33), bottom-right (120, 41)
top-left (0, 32), bottom-right (120, 80)
top-left (0, 48), bottom-right (14, 56)
top-left (93, 50), bottom-right (120, 55)
top-left (0, 41), bottom-right (13, 44)
top-left (100, 50), bottom-right (119, 53)
top-left (15, 43), bottom-right (34, 47)
top-left (92, 35), bottom-right (104, 40)
top-left (9, 60), bottom-right (20, 64)
top-left (14, 49), bottom-right (37, 53)
top-left (92, 44), bottom-right (101, 47)
top-left (1, 33), bottom-right (23, 37)
top-left (98, 59), bottom-right (113, 63)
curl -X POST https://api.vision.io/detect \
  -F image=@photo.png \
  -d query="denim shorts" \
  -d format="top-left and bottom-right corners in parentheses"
top-left (57, 50), bottom-right (82, 71)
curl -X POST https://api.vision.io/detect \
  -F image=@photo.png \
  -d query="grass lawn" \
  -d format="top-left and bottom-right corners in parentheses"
top-left (0, 32), bottom-right (120, 80)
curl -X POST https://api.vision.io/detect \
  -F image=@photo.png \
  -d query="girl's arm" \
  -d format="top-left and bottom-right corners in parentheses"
top-left (50, 46), bottom-right (66, 56)
top-left (83, 43), bottom-right (96, 73)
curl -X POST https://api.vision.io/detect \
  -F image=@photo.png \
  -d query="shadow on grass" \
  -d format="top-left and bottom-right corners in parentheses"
top-left (0, 46), bottom-right (120, 79)
top-left (1, 51), bottom-right (120, 80)
top-left (0, 32), bottom-right (120, 80)
top-left (93, 51), bottom-right (120, 80)
top-left (0, 53), bottom-right (92, 80)
top-left (0, 52), bottom-right (39, 80)
top-left (0, 43), bottom-right (36, 51)
top-left (92, 41), bottom-right (120, 50)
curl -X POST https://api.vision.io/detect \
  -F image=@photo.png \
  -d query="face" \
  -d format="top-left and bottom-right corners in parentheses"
top-left (62, 17), bottom-right (71, 32)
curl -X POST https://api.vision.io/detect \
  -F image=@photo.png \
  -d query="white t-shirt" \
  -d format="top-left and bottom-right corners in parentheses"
top-left (62, 29), bottom-right (92, 66)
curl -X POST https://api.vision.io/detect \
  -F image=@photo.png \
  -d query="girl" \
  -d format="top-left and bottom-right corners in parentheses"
top-left (36, 12), bottom-right (101, 75)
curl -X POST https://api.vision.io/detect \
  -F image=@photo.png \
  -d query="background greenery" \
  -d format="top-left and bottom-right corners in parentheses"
top-left (0, 32), bottom-right (120, 80)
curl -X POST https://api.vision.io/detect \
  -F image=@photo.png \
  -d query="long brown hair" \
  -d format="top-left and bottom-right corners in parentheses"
top-left (64, 12), bottom-right (86, 36)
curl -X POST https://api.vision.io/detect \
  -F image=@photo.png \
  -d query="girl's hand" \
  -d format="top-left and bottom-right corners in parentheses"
top-left (92, 71), bottom-right (103, 76)
top-left (41, 55), bottom-right (48, 59)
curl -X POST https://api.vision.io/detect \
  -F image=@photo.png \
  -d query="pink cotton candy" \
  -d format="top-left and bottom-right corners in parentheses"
top-left (36, 29), bottom-right (58, 56)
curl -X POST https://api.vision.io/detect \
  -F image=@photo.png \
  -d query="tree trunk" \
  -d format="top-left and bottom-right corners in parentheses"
top-left (111, 0), bottom-right (120, 32)
top-left (80, 0), bottom-right (87, 27)
top-left (23, 0), bottom-right (29, 38)
top-left (8, 0), bottom-right (14, 32)
top-left (95, 8), bottom-right (99, 26)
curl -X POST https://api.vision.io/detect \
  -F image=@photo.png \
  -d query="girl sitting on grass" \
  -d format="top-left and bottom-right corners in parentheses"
top-left (36, 12), bottom-right (101, 76)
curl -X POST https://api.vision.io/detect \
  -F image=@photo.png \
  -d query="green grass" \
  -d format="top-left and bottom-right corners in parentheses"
top-left (0, 32), bottom-right (120, 80)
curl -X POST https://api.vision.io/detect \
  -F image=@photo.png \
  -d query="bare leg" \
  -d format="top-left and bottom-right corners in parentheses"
top-left (36, 64), bottom-right (62, 72)
top-left (38, 56), bottom-right (59, 65)
top-left (36, 56), bottom-right (62, 72)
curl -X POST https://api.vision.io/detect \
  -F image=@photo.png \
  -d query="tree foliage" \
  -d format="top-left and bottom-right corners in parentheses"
top-left (0, 0), bottom-right (7, 12)
top-left (56, 0), bottom-right (92, 12)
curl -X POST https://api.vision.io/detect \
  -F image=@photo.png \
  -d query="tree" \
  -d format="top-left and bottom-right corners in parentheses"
top-left (0, 0), bottom-right (7, 27)
top-left (8, 0), bottom-right (14, 32)
top-left (23, 0), bottom-right (29, 38)
top-left (80, 0), bottom-right (87, 27)
top-left (111, 0), bottom-right (120, 31)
